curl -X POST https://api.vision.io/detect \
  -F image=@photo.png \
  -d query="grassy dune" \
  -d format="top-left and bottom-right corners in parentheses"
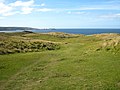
top-left (0, 32), bottom-right (120, 90)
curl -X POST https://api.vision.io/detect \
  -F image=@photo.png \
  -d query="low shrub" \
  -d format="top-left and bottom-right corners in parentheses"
top-left (0, 40), bottom-right (60, 55)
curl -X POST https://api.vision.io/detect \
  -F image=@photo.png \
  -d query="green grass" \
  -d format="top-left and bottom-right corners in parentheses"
top-left (0, 32), bottom-right (120, 90)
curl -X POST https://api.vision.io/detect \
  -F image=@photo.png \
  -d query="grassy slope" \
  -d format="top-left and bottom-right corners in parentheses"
top-left (0, 32), bottom-right (120, 90)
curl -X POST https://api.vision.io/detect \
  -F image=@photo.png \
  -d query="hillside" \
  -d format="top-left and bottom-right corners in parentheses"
top-left (0, 32), bottom-right (120, 90)
top-left (0, 27), bottom-right (40, 31)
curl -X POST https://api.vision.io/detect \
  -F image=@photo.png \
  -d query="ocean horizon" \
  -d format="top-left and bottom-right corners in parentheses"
top-left (0, 28), bottom-right (120, 35)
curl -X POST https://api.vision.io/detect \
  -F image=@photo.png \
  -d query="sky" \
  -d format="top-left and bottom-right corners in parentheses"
top-left (0, 0), bottom-right (120, 28)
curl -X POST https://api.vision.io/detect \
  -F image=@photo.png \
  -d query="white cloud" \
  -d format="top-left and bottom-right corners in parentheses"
top-left (0, 2), bottom-right (13, 15)
top-left (37, 8), bottom-right (54, 12)
top-left (74, 12), bottom-right (86, 15)
top-left (66, 5), bottom-right (120, 11)
top-left (10, 0), bottom-right (34, 15)
top-left (21, 7), bottom-right (33, 14)
top-left (2, 11), bottom-right (19, 16)
top-left (100, 13), bottom-right (120, 19)
top-left (10, 0), bottom-right (34, 7)
top-left (0, 0), bottom-right (34, 16)
top-left (67, 11), bottom-right (72, 14)
top-left (0, 0), bottom-right (120, 17)
top-left (67, 11), bottom-right (86, 15)
top-left (41, 3), bottom-right (45, 7)
top-left (36, 4), bottom-right (120, 13)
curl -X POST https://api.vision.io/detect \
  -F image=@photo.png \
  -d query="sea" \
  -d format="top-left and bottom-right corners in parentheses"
top-left (0, 29), bottom-right (120, 35)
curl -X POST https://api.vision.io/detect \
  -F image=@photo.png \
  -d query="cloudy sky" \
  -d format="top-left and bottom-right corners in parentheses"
top-left (0, 0), bottom-right (120, 28)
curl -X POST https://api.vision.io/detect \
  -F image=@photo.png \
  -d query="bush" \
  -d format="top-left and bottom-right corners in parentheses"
top-left (0, 40), bottom-right (60, 55)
